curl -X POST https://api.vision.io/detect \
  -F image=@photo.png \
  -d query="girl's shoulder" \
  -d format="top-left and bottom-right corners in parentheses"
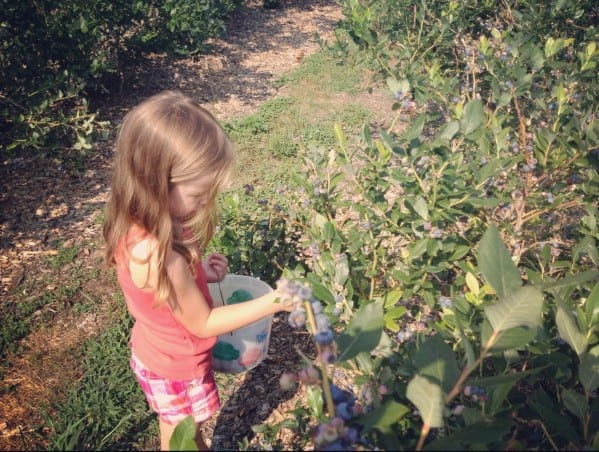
top-left (127, 227), bottom-right (160, 290)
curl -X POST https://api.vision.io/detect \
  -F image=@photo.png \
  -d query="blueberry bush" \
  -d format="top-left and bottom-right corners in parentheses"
top-left (0, 0), bottom-right (243, 158)
top-left (170, 1), bottom-right (599, 450)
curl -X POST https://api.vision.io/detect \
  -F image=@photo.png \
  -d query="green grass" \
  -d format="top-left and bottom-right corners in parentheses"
top-left (1, 243), bottom-right (89, 360)
top-left (46, 301), bottom-right (156, 451)
top-left (273, 49), bottom-right (364, 95)
top-left (222, 47), bottom-right (371, 206)
top-left (46, 241), bottom-right (80, 268)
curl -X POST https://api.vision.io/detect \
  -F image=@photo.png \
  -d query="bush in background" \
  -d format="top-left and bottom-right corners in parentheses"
top-left (0, 0), bottom-right (244, 158)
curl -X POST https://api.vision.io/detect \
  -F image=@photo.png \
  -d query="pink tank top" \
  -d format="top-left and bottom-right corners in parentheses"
top-left (116, 230), bottom-right (217, 380)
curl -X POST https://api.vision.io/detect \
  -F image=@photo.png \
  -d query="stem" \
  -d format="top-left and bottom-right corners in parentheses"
top-left (386, 110), bottom-right (404, 135)
top-left (304, 300), bottom-right (336, 418)
top-left (583, 411), bottom-right (589, 443)
top-left (537, 420), bottom-right (559, 451)
top-left (365, 212), bottom-right (378, 301)
top-left (410, 161), bottom-right (429, 197)
top-left (415, 422), bottom-right (430, 451)
top-left (512, 93), bottom-right (532, 188)
top-left (513, 417), bottom-right (559, 451)
top-left (445, 329), bottom-right (500, 403)
top-left (520, 198), bottom-right (580, 223)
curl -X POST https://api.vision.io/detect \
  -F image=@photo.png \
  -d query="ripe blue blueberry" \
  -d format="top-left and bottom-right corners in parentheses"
top-left (315, 313), bottom-right (330, 332)
top-left (330, 383), bottom-right (352, 404)
top-left (323, 440), bottom-right (345, 451)
top-left (311, 301), bottom-right (323, 314)
top-left (315, 330), bottom-right (335, 345)
top-left (335, 401), bottom-right (354, 421)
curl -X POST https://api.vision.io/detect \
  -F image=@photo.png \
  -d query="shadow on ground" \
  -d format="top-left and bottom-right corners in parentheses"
top-left (208, 315), bottom-right (315, 449)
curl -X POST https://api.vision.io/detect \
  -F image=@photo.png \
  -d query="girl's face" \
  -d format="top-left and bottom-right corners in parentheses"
top-left (169, 176), bottom-right (213, 220)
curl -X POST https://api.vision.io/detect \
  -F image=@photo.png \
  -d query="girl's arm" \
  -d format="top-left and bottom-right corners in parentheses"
top-left (167, 248), bottom-right (290, 338)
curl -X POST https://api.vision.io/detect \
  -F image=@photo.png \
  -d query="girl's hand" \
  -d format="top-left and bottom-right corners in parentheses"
top-left (275, 287), bottom-right (296, 313)
top-left (203, 253), bottom-right (228, 283)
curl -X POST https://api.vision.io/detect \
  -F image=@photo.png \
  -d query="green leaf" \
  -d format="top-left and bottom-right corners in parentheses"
top-left (385, 305), bottom-right (407, 332)
top-left (484, 286), bottom-right (543, 332)
top-left (556, 300), bottom-right (588, 356)
top-left (362, 124), bottom-right (373, 147)
top-left (496, 91), bottom-right (513, 110)
top-left (476, 160), bottom-right (500, 185)
top-left (308, 280), bottom-right (335, 304)
top-left (323, 221), bottom-right (336, 241)
top-left (408, 238), bottom-right (429, 261)
top-left (425, 418), bottom-right (512, 449)
top-left (478, 224), bottom-right (522, 297)
top-left (337, 299), bottom-right (384, 362)
top-left (436, 121), bottom-right (460, 142)
top-left (382, 288), bottom-right (403, 309)
top-left (403, 114), bottom-right (426, 141)
top-left (473, 367), bottom-right (544, 415)
top-left (465, 272), bottom-right (480, 296)
top-left (455, 316), bottom-right (476, 370)
top-left (407, 375), bottom-right (444, 428)
top-left (329, 172), bottom-right (346, 191)
top-left (460, 99), bottom-right (484, 135)
top-left (375, 139), bottom-right (391, 163)
top-left (528, 389), bottom-right (579, 442)
top-left (585, 283), bottom-right (599, 326)
top-left (169, 416), bottom-right (198, 451)
top-left (542, 270), bottom-right (599, 291)
top-left (412, 196), bottom-right (429, 220)
top-left (334, 253), bottom-right (349, 286)
top-left (481, 321), bottom-right (538, 352)
top-left (356, 400), bottom-right (410, 435)
top-left (449, 245), bottom-right (471, 261)
top-left (580, 345), bottom-right (599, 393)
top-left (306, 385), bottom-right (323, 418)
top-left (561, 388), bottom-right (587, 424)
top-left (387, 77), bottom-right (410, 95)
top-left (354, 351), bottom-right (374, 374)
top-left (412, 334), bottom-right (460, 394)
top-left (544, 37), bottom-right (574, 58)
top-left (79, 16), bottom-right (88, 33)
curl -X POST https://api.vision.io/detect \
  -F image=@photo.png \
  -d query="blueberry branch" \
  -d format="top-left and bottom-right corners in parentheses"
top-left (304, 299), bottom-right (336, 418)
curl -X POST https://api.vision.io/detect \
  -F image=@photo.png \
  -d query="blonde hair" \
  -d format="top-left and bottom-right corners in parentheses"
top-left (103, 90), bottom-right (235, 308)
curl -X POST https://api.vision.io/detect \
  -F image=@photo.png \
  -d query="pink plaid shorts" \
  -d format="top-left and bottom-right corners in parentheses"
top-left (130, 351), bottom-right (220, 425)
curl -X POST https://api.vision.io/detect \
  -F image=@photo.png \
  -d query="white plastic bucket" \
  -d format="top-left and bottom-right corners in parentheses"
top-left (209, 275), bottom-right (274, 374)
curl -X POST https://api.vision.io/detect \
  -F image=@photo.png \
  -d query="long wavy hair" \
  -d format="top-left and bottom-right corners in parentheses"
top-left (103, 90), bottom-right (235, 309)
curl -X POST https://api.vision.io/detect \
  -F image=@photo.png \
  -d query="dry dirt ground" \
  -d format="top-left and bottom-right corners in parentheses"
top-left (0, 0), bottom-right (392, 449)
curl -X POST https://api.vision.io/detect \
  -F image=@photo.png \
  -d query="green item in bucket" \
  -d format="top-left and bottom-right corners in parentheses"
top-left (227, 289), bottom-right (253, 305)
top-left (213, 342), bottom-right (240, 361)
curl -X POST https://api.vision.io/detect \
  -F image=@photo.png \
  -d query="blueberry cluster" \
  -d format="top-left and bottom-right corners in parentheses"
top-left (357, 383), bottom-right (388, 414)
top-left (463, 385), bottom-right (488, 402)
top-left (521, 157), bottom-right (538, 173)
top-left (277, 278), bottom-right (338, 365)
top-left (393, 89), bottom-right (417, 113)
top-left (449, 401), bottom-right (465, 416)
top-left (330, 383), bottom-right (358, 421)
top-left (312, 415), bottom-right (360, 450)
top-left (438, 295), bottom-right (453, 309)
top-left (276, 278), bottom-right (363, 450)
top-left (311, 383), bottom-right (362, 450)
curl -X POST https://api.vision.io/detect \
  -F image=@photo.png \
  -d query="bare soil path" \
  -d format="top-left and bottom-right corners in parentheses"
top-left (0, 0), bottom-right (345, 449)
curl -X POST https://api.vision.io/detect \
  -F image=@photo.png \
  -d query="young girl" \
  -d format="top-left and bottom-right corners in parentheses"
top-left (103, 90), bottom-right (292, 450)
